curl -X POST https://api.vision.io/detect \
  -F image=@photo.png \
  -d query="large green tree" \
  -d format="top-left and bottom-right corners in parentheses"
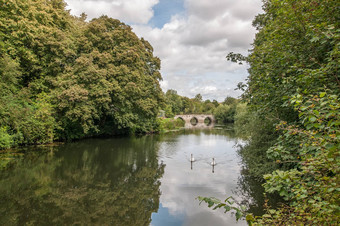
top-left (54, 16), bottom-right (164, 139)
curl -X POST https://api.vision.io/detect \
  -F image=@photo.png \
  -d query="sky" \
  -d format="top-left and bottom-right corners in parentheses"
top-left (64, 0), bottom-right (263, 101)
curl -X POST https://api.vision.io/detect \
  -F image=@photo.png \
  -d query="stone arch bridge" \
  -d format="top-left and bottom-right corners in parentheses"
top-left (174, 114), bottom-right (215, 127)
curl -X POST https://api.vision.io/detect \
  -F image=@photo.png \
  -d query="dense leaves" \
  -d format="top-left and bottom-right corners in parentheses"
top-left (234, 0), bottom-right (340, 224)
top-left (0, 0), bottom-right (164, 148)
top-left (214, 97), bottom-right (239, 123)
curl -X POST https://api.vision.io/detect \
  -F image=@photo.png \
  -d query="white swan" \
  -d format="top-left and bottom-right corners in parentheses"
top-left (190, 154), bottom-right (195, 162)
top-left (211, 158), bottom-right (216, 166)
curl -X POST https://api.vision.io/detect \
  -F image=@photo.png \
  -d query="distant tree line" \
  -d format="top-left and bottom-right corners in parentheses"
top-left (163, 89), bottom-right (243, 124)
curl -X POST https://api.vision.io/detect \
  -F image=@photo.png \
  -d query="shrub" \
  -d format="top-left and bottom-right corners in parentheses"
top-left (0, 127), bottom-right (14, 149)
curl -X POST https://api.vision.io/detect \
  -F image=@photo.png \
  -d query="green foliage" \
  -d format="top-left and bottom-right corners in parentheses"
top-left (0, 91), bottom-right (56, 146)
top-left (234, 103), bottom-right (251, 137)
top-left (53, 16), bottom-right (163, 139)
top-left (213, 98), bottom-right (242, 124)
top-left (158, 118), bottom-right (185, 132)
top-left (0, 0), bottom-right (164, 149)
top-left (225, 0), bottom-right (340, 224)
top-left (214, 104), bottom-right (236, 123)
top-left (260, 91), bottom-right (340, 225)
top-left (194, 93), bottom-right (203, 102)
top-left (22, 93), bottom-right (57, 144)
top-left (164, 90), bottom-right (183, 116)
top-left (163, 89), bottom-right (222, 115)
top-left (226, 52), bottom-right (247, 65)
top-left (0, 127), bottom-right (14, 149)
top-left (197, 196), bottom-right (253, 224)
top-left (0, 55), bottom-right (20, 95)
top-left (235, 111), bottom-right (279, 178)
top-left (223, 96), bottom-right (238, 105)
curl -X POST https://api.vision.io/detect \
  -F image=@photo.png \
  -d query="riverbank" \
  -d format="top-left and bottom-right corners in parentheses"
top-left (157, 118), bottom-right (185, 133)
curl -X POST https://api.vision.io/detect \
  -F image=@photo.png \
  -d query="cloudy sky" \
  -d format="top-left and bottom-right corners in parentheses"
top-left (64, 0), bottom-right (263, 101)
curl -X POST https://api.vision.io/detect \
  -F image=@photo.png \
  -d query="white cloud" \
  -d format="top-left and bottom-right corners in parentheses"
top-left (133, 0), bottom-right (262, 100)
top-left (65, 0), bottom-right (159, 24)
top-left (64, 0), bottom-right (263, 101)
top-left (186, 0), bottom-right (261, 21)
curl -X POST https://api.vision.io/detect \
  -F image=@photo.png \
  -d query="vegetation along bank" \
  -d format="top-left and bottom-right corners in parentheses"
top-left (0, 0), bottom-right (164, 149)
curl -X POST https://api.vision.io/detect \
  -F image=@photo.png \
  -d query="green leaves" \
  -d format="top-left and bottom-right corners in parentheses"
top-left (214, 104), bottom-right (236, 123)
top-left (197, 196), bottom-right (247, 222)
top-left (230, 0), bottom-right (340, 224)
top-left (0, 1), bottom-right (165, 147)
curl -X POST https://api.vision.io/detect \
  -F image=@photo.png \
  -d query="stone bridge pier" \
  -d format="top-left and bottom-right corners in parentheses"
top-left (174, 114), bottom-right (215, 128)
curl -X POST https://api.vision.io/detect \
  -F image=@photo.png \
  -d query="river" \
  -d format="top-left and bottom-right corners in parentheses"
top-left (0, 127), bottom-right (266, 225)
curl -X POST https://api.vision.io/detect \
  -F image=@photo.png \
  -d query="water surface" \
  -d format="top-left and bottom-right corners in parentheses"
top-left (0, 128), bottom-right (261, 225)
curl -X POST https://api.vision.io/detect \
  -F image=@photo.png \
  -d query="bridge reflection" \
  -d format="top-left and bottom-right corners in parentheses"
top-left (184, 122), bottom-right (215, 129)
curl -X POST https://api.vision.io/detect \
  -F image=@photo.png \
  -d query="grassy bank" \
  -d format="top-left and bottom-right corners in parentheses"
top-left (157, 118), bottom-right (185, 133)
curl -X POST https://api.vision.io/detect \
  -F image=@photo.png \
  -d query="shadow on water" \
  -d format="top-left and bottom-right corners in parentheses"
top-left (235, 149), bottom-right (284, 217)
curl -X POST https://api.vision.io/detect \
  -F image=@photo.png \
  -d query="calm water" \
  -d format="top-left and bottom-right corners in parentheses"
top-left (0, 128), bottom-right (264, 225)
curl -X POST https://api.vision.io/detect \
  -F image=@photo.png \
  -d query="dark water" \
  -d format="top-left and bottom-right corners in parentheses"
top-left (0, 128), bottom-right (265, 225)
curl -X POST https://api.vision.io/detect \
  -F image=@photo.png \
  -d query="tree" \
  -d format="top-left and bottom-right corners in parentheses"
top-left (54, 16), bottom-right (164, 138)
top-left (164, 89), bottom-right (183, 115)
top-left (203, 102), bottom-right (215, 113)
top-left (231, 0), bottom-right (340, 224)
top-left (212, 100), bottom-right (220, 108)
top-left (223, 96), bottom-right (237, 106)
top-left (194, 93), bottom-right (203, 102)
top-left (214, 105), bottom-right (236, 123)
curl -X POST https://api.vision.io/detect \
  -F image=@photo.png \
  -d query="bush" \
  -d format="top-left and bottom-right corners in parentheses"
top-left (214, 104), bottom-right (236, 123)
top-left (158, 118), bottom-right (185, 132)
top-left (0, 127), bottom-right (14, 149)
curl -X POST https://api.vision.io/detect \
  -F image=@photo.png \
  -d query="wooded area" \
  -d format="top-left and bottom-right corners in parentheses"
top-left (233, 0), bottom-right (339, 224)
top-left (0, 0), bottom-right (164, 149)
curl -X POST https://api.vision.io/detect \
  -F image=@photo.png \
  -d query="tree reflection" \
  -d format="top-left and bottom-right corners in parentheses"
top-left (0, 136), bottom-right (164, 225)
top-left (235, 145), bottom-right (283, 217)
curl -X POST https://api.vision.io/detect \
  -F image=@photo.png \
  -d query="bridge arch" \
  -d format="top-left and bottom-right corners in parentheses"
top-left (174, 114), bottom-right (215, 127)
top-left (204, 116), bottom-right (213, 126)
top-left (176, 116), bottom-right (185, 121)
top-left (176, 117), bottom-right (185, 126)
top-left (190, 117), bottom-right (198, 126)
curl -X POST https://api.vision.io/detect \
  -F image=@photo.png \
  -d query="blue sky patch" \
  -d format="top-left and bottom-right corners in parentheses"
top-left (151, 203), bottom-right (184, 226)
top-left (149, 0), bottom-right (185, 28)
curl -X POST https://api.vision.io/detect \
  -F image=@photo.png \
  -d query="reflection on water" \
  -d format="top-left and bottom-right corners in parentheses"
top-left (0, 137), bottom-right (164, 225)
top-left (152, 128), bottom-right (246, 226)
top-left (0, 127), bottom-right (265, 225)
top-left (184, 122), bottom-right (215, 129)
